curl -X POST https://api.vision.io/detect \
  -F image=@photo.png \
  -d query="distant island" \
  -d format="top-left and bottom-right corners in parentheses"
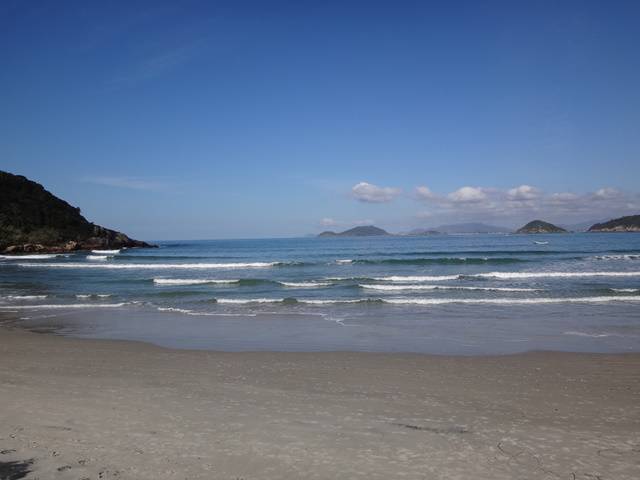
top-left (317, 216), bottom-right (640, 237)
top-left (0, 171), bottom-right (155, 254)
top-left (516, 220), bottom-right (567, 234)
top-left (404, 228), bottom-right (442, 236)
top-left (318, 225), bottom-right (389, 237)
top-left (588, 215), bottom-right (640, 232)
top-left (432, 223), bottom-right (511, 234)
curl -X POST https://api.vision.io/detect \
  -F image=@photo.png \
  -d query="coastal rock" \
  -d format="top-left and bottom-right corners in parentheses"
top-left (0, 171), bottom-right (156, 254)
top-left (588, 215), bottom-right (640, 232)
top-left (516, 220), bottom-right (567, 234)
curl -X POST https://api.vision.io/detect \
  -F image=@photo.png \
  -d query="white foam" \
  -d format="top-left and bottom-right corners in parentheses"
top-left (153, 278), bottom-right (238, 285)
top-left (87, 255), bottom-right (109, 261)
top-left (216, 298), bottom-right (283, 304)
top-left (280, 281), bottom-right (332, 288)
top-left (91, 249), bottom-right (121, 254)
top-left (0, 303), bottom-right (128, 310)
top-left (0, 254), bottom-right (60, 260)
top-left (563, 331), bottom-right (614, 338)
top-left (383, 296), bottom-right (640, 305)
top-left (5, 295), bottom-right (48, 300)
top-left (156, 306), bottom-right (257, 317)
top-left (157, 307), bottom-right (194, 314)
top-left (474, 271), bottom-right (640, 279)
top-left (335, 259), bottom-right (353, 264)
top-left (75, 294), bottom-right (112, 299)
top-left (375, 275), bottom-right (460, 282)
top-left (359, 284), bottom-right (539, 292)
top-left (303, 299), bottom-right (363, 304)
top-left (594, 255), bottom-right (639, 260)
top-left (18, 262), bottom-right (278, 270)
top-left (611, 288), bottom-right (639, 293)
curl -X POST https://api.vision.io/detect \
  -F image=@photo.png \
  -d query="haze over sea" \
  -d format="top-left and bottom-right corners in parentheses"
top-left (1, 233), bottom-right (639, 355)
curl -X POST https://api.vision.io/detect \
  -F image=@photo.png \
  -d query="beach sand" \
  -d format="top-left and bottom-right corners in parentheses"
top-left (1, 325), bottom-right (639, 479)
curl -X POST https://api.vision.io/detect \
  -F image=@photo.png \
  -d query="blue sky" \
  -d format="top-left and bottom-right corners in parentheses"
top-left (2, 0), bottom-right (639, 239)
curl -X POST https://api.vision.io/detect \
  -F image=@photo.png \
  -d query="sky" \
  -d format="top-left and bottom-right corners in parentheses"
top-left (1, 0), bottom-right (639, 239)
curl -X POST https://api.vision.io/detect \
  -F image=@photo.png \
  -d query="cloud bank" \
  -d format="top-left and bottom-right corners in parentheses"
top-left (352, 182), bottom-right (401, 203)
top-left (413, 184), bottom-right (639, 224)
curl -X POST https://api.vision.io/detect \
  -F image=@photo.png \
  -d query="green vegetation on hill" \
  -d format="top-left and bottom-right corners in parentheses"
top-left (516, 220), bottom-right (567, 234)
top-left (588, 215), bottom-right (640, 232)
top-left (0, 171), bottom-right (154, 252)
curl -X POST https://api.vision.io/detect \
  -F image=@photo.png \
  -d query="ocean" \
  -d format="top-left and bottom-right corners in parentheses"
top-left (1, 233), bottom-right (639, 354)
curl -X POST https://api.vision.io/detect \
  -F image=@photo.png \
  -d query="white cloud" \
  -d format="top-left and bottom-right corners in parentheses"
top-left (415, 186), bottom-right (436, 201)
top-left (409, 183), bottom-right (637, 225)
top-left (447, 186), bottom-right (487, 203)
top-left (320, 218), bottom-right (337, 227)
top-left (548, 192), bottom-right (579, 205)
top-left (352, 182), bottom-right (401, 203)
top-left (592, 187), bottom-right (620, 200)
top-left (507, 185), bottom-right (540, 201)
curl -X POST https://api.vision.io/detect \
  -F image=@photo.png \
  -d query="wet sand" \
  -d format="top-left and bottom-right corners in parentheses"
top-left (1, 325), bottom-right (639, 479)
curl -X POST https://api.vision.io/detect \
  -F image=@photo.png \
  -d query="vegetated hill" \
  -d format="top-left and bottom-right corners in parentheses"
top-left (434, 223), bottom-right (511, 234)
top-left (588, 215), bottom-right (640, 232)
top-left (516, 220), bottom-right (567, 234)
top-left (318, 225), bottom-right (390, 237)
top-left (0, 171), bottom-right (155, 253)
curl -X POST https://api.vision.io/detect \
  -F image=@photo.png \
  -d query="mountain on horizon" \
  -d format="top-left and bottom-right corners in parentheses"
top-left (403, 228), bottom-right (443, 236)
top-left (433, 222), bottom-right (511, 234)
top-left (516, 220), bottom-right (567, 234)
top-left (318, 225), bottom-right (389, 237)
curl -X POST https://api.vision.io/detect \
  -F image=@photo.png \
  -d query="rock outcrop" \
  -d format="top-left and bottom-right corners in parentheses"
top-left (0, 171), bottom-right (155, 253)
top-left (588, 215), bottom-right (640, 232)
top-left (516, 220), bottom-right (567, 234)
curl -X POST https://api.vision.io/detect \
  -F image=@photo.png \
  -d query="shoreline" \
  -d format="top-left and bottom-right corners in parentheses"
top-left (1, 324), bottom-right (639, 479)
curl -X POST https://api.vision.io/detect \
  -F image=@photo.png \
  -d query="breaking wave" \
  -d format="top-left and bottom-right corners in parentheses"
top-left (359, 284), bottom-right (539, 292)
top-left (0, 303), bottom-right (128, 309)
top-left (0, 254), bottom-right (61, 260)
top-left (3, 295), bottom-right (48, 300)
top-left (374, 275), bottom-right (461, 282)
top-left (193, 296), bottom-right (640, 306)
top-left (377, 272), bottom-right (640, 282)
top-left (594, 254), bottom-right (640, 260)
top-left (17, 262), bottom-right (282, 270)
top-left (87, 255), bottom-right (109, 261)
top-left (153, 278), bottom-right (239, 285)
top-left (353, 257), bottom-right (528, 265)
top-left (280, 281), bottom-right (333, 288)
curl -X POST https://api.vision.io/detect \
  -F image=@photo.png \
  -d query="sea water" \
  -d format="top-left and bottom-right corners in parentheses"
top-left (1, 233), bottom-right (639, 354)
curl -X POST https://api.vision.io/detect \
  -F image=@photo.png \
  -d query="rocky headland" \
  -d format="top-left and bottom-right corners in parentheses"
top-left (0, 171), bottom-right (155, 254)
top-left (588, 215), bottom-right (640, 232)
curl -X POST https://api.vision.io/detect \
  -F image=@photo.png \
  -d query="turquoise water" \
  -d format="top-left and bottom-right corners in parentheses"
top-left (1, 233), bottom-right (640, 354)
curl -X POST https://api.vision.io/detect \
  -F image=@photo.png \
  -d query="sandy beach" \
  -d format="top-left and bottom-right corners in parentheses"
top-left (0, 325), bottom-right (638, 479)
